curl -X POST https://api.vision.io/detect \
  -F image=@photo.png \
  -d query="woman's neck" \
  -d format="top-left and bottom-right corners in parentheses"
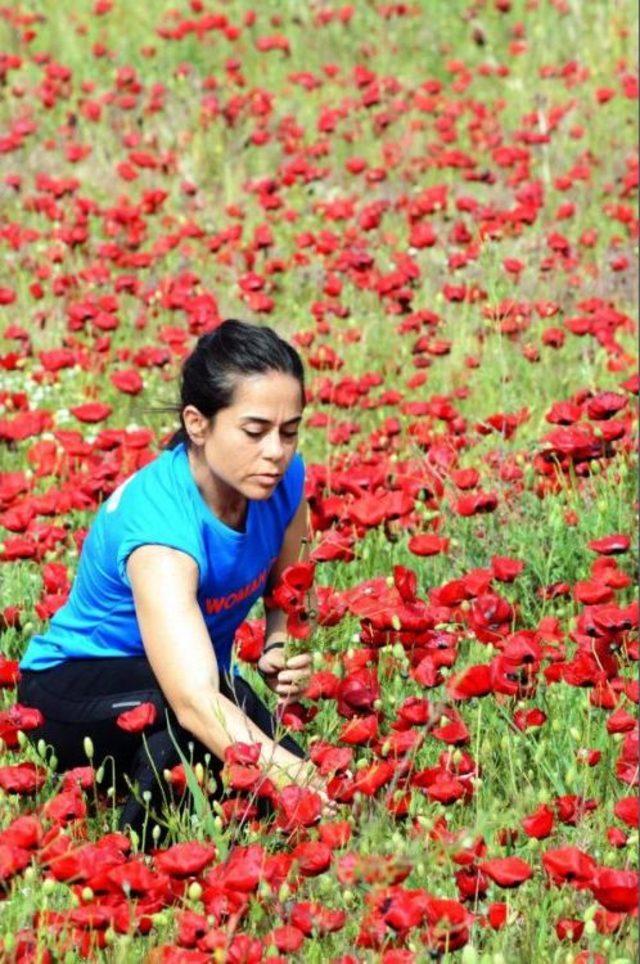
top-left (186, 445), bottom-right (248, 530)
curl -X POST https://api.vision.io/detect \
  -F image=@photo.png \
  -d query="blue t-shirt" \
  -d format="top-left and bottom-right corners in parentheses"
top-left (20, 442), bottom-right (305, 676)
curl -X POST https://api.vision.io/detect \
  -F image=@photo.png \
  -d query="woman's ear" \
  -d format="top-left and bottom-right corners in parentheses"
top-left (182, 405), bottom-right (210, 447)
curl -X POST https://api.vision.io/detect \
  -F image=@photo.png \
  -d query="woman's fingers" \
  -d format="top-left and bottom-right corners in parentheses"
top-left (284, 653), bottom-right (312, 669)
top-left (276, 668), bottom-right (309, 685)
top-left (275, 685), bottom-right (303, 699)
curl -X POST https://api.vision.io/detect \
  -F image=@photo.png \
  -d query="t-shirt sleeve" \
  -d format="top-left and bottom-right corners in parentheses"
top-left (113, 485), bottom-right (201, 589)
top-left (282, 452), bottom-right (306, 529)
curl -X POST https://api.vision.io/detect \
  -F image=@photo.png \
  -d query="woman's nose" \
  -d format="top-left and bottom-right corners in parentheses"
top-left (263, 431), bottom-right (284, 460)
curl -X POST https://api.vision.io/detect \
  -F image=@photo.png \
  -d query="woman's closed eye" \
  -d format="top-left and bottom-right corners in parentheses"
top-left (243, 429), bottom-right (298, 440)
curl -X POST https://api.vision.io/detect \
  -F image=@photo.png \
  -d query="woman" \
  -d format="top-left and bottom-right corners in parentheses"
top-left (18, 319), bottom-right (331, 849)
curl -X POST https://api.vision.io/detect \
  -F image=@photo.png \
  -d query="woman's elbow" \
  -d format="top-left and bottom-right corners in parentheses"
top-left (173, 680), bottom-right (222, 731)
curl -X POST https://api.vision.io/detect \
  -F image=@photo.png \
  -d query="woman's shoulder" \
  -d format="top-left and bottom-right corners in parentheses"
top-left (104, 446), bottom-right (181, 513)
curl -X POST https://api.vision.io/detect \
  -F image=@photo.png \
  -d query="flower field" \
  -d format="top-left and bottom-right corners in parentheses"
top-left (0, 0), bottom-right (638, 960)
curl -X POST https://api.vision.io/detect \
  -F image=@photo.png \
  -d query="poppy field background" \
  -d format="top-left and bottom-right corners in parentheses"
top-left (0, 0), bottom-right (638, 961)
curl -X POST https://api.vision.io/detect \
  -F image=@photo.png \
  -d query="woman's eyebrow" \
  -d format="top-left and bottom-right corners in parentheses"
top-left (240, 415), bottom-right (303, 425)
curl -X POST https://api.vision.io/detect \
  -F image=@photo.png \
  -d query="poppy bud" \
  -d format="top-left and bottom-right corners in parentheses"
top-left (582, 904), bottom-right (597, 923)
top-left (187, 881), bottom-right (203, 901)
top-left (83, 736), bottom-right (94, 760)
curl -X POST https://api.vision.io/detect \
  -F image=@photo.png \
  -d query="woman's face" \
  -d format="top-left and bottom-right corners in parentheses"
top-left (184, 371), bottom-right (303, 501)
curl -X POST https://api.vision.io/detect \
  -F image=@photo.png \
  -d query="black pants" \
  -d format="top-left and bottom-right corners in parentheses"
top-left (17, 657), bottom-right (305, 849)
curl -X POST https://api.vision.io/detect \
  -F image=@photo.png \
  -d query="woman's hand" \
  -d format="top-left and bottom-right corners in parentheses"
top-left (258, 646), bottom-right (312, 703)
top-left (273, 652), bottom-right (313, 703)
top-left (257, 642), bottom-right (286, 691)
top-left (274, 757), bottom-right (339, 818)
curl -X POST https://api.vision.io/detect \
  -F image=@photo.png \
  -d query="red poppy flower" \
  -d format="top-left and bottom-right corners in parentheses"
top-left (266, 924), bottom-right (305, 953)
top-left (290, 900), bottom-right (346, 935)
top-left (339, 713), bottom-right (379, 745)
top-left (0, 815), bottom-right (43, 851)
top-left (480, 856), bottom-right (533, 887)
top-left (291, 840), bottom-right (332, 876)
top-left (223, 742), bottom-right (262, 766)
top-left (589, 867), bottom-right (639, 913)
top-left (309, 743), bottom-right (353, 776)
top-left (42, 787), bottom-right (87, 826)
top-left (316, 820), bottom-right (352, 850)
top-left (282, 561), bottom-right (316, 593)
top-left (336, 668), bottom-right (380, 717)
top-left (555, 918), bottom-right (584, 942)
top-left (446, 663), bottom-right (493, 700)
top-left (110, 369), bottom-right (143, 395)
top-left (407, 533), bottom-right (450, 556)
top-left (304, 670), bottom-right (341, 700)
top-left (69, 402), bottom-right (113, 423)
top-left (217, 843), bottom-right (265, 893)
top-left (541, 846), bottom-right (597, 887)
top-left (352, 760), bottom-right (394, 796)
top-left (116, 702), bottom-right (158, 733)
top-left (276, 785), bottom-right (323, 831)
top-left (60, 767), bottom-right (96, 791)
top-left (588, 534), bottom-right (630, 555)
top-left (0, 844), bottom-right (32, 886)
top-left (486, 902), bottom-right (508, 929)
top-left (613, 796), bottom-right (639, 828)
top-left (521, 803), bottom-right (555, 839)
top-left (0, 657), bottom-right (20, 688)
top-left (154, 842), bottom-right (217, 878)
top-left (0, 762), bottom-right (47, 795)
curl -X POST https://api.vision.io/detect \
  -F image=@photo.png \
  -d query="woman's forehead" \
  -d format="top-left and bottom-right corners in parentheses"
top-left (230, 371), bottom-right (303, 409)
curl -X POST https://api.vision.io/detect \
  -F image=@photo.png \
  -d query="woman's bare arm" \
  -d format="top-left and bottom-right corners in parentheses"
top-left (126, 544), bottom-right (311, 786)
top-left (260, 496), bottom-right (318, 698)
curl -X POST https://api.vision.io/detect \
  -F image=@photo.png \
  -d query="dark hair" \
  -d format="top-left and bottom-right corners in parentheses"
top-left (146, 319), bottom-right (306, 451)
